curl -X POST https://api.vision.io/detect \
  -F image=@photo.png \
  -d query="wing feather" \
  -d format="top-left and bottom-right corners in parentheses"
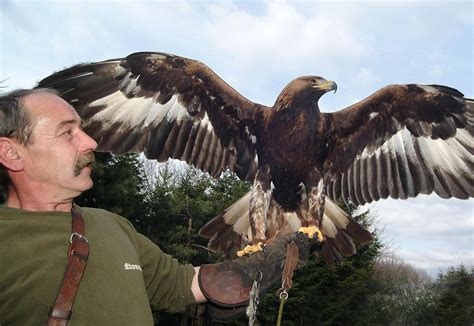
top-left (359, 154), bottom-right (371, 204)
top-left (353, 158), bottom-right (364, 206)
top-left (342, 170), bottom-right (350, 205)
top-left (367, 150), bottom-right (380, 202)
top-left (181, 122), bottom-right (200, 162)
top-left (325, 85), bottom-right (473, 205)
top-left (189, 118), bottom-right (209, 166)
top-left (37, 52), bottom-right (261, 180)
top-left (172, 118), bottom-right (193, 159)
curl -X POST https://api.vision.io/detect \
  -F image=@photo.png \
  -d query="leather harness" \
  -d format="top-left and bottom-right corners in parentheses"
top-left (46, 208), bottom-right (89, 326)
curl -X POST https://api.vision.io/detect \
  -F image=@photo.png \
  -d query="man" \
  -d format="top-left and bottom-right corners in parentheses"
top-left (0, 89), bottom-right (316, 325)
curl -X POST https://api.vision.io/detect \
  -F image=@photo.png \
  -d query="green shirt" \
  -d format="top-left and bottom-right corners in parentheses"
top-left (0, 205), bottom-right (196, 325)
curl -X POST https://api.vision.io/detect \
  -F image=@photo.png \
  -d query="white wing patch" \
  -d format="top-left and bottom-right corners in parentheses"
top-left (336, 126), bottom-right (473, 205)
top-left (119, 73), bottom-right (140, 97)
top-left (84, 87), bottom-right (238, 177)
top-left (88, 90), bottom-right (202, 131)
top-left (369, 112), bottom-right (379, 121)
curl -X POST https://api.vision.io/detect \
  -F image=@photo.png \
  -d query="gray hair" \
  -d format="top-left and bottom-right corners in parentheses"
top-left (0, 88), bottom-right (59, 145)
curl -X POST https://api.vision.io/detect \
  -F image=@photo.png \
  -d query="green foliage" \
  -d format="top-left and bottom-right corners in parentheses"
top-left (431, 265), bottom-right (474, 325)
top-left (135, 163), bottom-right (249, 266)
top-left (76, 152), bottom-right (147, 219)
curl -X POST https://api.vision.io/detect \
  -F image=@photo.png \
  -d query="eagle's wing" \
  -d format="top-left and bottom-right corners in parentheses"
top-left (37, 52), bottom-right (261, 181)
top-left (323, 84), bottom-right (473, 206)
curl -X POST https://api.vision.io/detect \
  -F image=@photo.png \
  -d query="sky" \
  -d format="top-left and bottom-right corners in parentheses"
top-left (1, 0), bottom-right (472, 276)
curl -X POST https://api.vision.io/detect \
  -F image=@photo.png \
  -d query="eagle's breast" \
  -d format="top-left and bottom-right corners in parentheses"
top-left (258, 106), bottom-right (323, 184)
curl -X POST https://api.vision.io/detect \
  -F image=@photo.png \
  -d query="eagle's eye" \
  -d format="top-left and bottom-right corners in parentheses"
top-left (309, 78), bottom-right (318, 84)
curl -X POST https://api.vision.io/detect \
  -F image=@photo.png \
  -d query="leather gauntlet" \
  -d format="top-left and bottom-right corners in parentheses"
top-left (198, 232), bottom-right (320, 320)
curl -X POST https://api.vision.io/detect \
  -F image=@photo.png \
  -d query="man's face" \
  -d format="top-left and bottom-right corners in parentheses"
top-left (18, 92), bottom-right (97, 198)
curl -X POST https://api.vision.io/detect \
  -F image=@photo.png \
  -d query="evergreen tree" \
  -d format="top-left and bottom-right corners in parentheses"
top-left (432, 265), bottom-right (474, 325)
top-left (136, 163), bottom-right (250, 267)
top-left (76, 152), bottom-right (147, 220)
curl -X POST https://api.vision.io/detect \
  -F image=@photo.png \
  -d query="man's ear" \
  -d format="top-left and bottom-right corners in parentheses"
top-left (0, 138), bottom-right (24, 172)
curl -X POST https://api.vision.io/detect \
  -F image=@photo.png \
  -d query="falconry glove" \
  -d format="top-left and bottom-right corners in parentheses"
top-left (198, 231), bottom-right (321, 321)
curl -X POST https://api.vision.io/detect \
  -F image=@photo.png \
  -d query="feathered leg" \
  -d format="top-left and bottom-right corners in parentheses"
top-left (236, 165), bottom-right (272, 256)
top-left (299, 169), bottom-right (325, 242)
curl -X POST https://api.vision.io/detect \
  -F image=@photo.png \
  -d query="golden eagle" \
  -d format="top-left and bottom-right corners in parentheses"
top-left (37, 52), bottom-right (473, 264)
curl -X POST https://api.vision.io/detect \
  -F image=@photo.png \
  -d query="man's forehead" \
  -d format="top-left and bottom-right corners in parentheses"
top-left (23, 92), bottom-right (80, 122)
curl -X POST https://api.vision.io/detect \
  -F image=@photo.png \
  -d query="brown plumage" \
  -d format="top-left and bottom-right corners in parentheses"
top-left (37, 52), bottom-right (473, 264)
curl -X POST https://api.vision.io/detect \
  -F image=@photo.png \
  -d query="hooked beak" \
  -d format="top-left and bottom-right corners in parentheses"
top-left (315, 80), bottom-right (337, 94)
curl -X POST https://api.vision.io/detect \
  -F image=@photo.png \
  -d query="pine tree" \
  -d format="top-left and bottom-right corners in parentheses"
top-left (76, 152), bottom-right (147, 220)
top-left (432, 265), bottom-right (474, 325)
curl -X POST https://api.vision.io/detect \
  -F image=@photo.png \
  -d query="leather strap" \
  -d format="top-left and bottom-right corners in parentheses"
top-left (46, 208), bottom-right (89, 326)
top-left (281, 241), bottom-right (299, 291)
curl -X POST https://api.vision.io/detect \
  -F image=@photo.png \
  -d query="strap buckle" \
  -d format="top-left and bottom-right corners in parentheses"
top-left (70, 232), bottom-right (88, 243)
top-left (48, 307), bottom-right (72, 320)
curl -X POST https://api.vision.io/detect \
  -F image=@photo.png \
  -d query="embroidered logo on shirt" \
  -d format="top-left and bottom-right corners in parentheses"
top-left (124, 263), bottom-right (142, 271)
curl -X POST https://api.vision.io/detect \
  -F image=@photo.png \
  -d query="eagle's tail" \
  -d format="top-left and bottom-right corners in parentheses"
top-left (319, 199), bottom-right (373, 264)
top-left (199, 192), bottom-right (252, 257)
top-left (199, 191), bottom-right (373, 264)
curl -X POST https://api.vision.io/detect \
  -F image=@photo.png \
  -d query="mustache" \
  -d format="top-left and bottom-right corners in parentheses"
top-left (73, 152), bottom-right (95, 177)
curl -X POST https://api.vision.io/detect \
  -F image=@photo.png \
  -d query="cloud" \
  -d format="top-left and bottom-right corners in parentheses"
top-left (361, 196), bottom-right (473, 275)
top-left (365, 197), bottom-right (473, 239)
top-left (204, 2), bottom-right (368, 64)
top-left (399, 247), bottom-right (473, 276)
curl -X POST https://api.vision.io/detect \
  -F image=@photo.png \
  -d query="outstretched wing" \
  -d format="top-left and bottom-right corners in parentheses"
top-left (324, 84), bottom-right (473, 205)
top-left (37, 52), bottom-right (261, 181)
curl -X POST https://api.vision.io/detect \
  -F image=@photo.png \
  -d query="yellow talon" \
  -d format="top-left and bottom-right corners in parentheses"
top-left (299, 226), bottom-right (324, 242)
top-left (236, 242), bottom-right (264, 257)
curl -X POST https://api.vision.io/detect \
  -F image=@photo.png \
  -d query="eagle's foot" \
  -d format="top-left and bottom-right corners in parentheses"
top-left (236, 242), bottom-right (266, 257)
top-left (298, 225), bottom-right (324, 242)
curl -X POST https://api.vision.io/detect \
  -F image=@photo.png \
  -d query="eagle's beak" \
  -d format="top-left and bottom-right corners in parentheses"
top-left (316, 80), bottom-right (337, 93)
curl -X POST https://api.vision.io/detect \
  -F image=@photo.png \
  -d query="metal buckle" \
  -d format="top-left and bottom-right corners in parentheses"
top-left (69, 232), bottom-right (88, 243)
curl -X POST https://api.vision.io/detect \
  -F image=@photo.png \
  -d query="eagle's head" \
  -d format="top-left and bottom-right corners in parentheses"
top-left (274, 76), bottom-right (337, 111)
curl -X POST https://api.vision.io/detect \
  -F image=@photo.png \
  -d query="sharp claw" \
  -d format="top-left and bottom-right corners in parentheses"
top-left (236, 250), bottom-right (246, 257)
top-left (298, 226), bottom-right (324, 242)
top-left (236, 242), bottom-right (265, 257)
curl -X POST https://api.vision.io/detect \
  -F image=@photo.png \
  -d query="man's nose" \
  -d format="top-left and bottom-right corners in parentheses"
top-left (79, 129), bottom-right (98, 152)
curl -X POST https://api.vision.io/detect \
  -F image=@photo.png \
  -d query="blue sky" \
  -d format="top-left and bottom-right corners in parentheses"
top-left (1, 0), bottom-right (472, 276)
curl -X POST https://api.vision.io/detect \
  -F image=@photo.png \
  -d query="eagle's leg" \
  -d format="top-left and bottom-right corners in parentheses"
top-left (299, 171), bottom-right (325, 242)
top-left (236, 165), bottom-right (272, 257)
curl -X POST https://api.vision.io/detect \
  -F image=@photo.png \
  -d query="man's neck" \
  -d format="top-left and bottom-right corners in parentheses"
top-left (6, 186), bottom-right (74, 212)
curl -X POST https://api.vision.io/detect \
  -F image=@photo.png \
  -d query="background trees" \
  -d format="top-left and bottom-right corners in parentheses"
top-left (432, 265), bottom-right (474, 325)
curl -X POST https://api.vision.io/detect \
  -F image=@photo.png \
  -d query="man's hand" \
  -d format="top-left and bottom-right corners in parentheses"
top-left (197, 231), bottom-right (321, 320)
